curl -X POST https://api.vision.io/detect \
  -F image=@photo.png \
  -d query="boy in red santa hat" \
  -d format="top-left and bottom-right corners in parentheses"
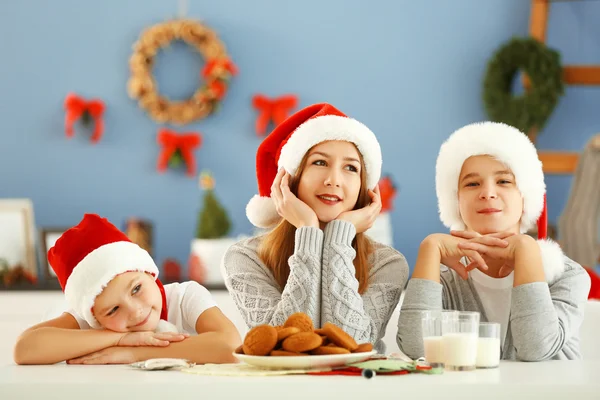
top-left (397, 122), bottom-right (591, 362)
top-left (14, 214), bottom-right (240, 365)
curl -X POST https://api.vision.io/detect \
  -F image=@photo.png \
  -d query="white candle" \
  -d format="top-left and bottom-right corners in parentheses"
top-left (476, 337), bottom-right (500, 368)
top-left (423, 336), bottom-right (444, 364)
top-left (442, 333), bottom-right (478, 369)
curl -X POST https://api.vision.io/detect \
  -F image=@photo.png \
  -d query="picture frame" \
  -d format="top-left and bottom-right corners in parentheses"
top-left (124, 217), bottom-right (154, 257)
top-left (40, 227), bottom-right (68, 282)
top-left (0, 199), bottom-right (37, 288)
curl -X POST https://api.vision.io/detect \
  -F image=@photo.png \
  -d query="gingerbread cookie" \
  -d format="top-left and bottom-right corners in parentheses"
top-left (270, 350), bottom-right (305, 357)
top-left (282, 332), bottom-right (322, 353)
top-left (322, 322), bottom-right (358, 351)
top-left (353, 343), bottom-right (373, 353)
top-left (277, 327), bottom-right (300, 341)
top-left (283, 312), bottom-right (314, 332)
top-left (242, 325), bottom-right (278, 356)
top-left (314, 328), bottom-right (327, 336)
top-left (311, 346), bottom-right (351, 355)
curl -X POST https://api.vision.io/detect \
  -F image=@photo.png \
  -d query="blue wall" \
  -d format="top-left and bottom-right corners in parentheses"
top-left (1, 0), bottom-right (598, 277)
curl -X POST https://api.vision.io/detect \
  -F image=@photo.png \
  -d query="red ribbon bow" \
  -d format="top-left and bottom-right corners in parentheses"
top-left (379, 176), bottom-right (398, 213)
top-left (64, 93), bottom-right (105, 143)
top-left (157, 129), bottom-right (202, 177)
top-left (201, 58), bottom-right (238, 79)
top-left (252, 94), bottom-right (298, 136)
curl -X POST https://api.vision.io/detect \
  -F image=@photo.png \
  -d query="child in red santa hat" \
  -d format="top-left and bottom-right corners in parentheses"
top-left (223, 103), bottom-right (409, 354)
top-left (14, 213), bottom-right (240, 365)
top-left (397, 122), bottom-right (591, 362)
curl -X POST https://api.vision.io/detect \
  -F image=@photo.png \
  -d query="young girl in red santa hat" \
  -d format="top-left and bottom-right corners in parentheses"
top-left (397, 122), bottom-right (591, 361)
top-left (13, 214), bottom-right (241, 365)
top-left (223, 103), bottom-right (409, 353)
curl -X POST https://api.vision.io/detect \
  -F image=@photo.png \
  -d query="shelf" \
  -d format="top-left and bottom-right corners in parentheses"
top-left (538, 151), bottom-right (580, 174)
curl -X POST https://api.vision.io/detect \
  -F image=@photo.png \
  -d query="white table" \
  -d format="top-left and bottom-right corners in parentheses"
top-left (1, 360), bottom-right (598, 400)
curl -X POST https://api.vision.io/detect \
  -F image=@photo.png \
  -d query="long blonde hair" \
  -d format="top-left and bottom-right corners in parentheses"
top-left (258, 145), bottom-right (374, 294)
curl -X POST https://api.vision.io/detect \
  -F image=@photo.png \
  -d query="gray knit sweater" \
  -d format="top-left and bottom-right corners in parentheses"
top-left (223, 220), bottom-right (409, 353)
top-left (397, 245), bottom-right (591, 361)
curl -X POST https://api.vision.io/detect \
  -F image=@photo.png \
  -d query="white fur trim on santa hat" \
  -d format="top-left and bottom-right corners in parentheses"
top-left (538, 239), bottom-right (567, 284)
top-left (246, 194), bottom-right (281, 229)
top-left (278, 115), bottom-right (382, 189)
top-left (64, 241), bottom-right (158, 329)
top-left (436, 122), bottom-right (545, 233)
top-left (155, 319), bottom-right (179, 333)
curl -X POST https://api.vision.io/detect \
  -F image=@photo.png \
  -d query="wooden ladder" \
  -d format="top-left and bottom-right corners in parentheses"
top-left (527, 0), bottom-right (600, 174)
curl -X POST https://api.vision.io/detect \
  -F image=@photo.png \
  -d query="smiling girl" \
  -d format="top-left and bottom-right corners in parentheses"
top-left (223, 103), bottom-right (409, 353)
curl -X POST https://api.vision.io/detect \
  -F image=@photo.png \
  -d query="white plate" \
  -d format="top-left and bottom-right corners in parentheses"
top-left (233, 350), bottom-right (376, 370)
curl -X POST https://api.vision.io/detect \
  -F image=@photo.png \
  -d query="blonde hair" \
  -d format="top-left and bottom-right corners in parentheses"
top-left (258, 144), bottom-right (373, 294)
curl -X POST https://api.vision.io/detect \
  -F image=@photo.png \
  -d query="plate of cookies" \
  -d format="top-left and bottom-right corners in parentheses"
top-left (234, 312), bottom-right (376, 369)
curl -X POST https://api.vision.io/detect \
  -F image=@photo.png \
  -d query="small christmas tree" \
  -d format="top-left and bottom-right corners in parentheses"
top-left (196, 171), bottom-right (232, 239)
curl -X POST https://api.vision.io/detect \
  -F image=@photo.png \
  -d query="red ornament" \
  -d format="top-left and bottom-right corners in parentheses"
top-left (188, 254), bottom-right (207, 284)
top-left (252, 94), bottom-right (299, 136)
top-left (162, 258), bottom-right (182, 283)
top-left (64, 93), bottom-right (105, 143)
top-left (379, 175), bottom-right (398, 213)
top-left (156, 129), bottom-right (202, 177)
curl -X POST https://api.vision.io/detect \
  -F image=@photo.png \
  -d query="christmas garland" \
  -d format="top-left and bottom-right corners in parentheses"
top-left (483, 37), bottom-right (564, 139)
top-left (127, 19), bottom-right (237, 125)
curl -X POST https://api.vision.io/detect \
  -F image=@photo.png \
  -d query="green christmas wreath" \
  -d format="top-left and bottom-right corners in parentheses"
top-left (483, 37), bottom-right (564, 140)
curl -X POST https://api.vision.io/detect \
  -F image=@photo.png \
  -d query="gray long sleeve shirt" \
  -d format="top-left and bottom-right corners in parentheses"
top-left (397, 246), bottom-right (591, 361)
top-left (223, 220), bottom-right (409, 353)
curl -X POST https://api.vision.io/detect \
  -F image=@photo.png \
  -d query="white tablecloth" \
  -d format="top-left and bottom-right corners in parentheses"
top-left (1, 360), bottom-right (598, 400)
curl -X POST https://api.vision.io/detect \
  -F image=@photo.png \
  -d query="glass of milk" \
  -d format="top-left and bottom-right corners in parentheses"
top-left (421, 311), bottom-right (443, 367)
top-left (421, 310), bottom-right (458, 368)
top-left (476, 322), bottom-right (501, 368)
top-left (442, 311), bottom-right (480, 371)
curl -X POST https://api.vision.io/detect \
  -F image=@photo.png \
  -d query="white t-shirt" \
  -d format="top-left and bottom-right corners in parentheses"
top-left (67, 281), bottom-right (217, 335)
top-left (470, 268), bottom-right (514, 347)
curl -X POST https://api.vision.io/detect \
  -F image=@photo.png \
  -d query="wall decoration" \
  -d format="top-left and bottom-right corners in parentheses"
top-left (40, 227), bottom-right (68, 283)
top-left (124, 217), bottom-right (154, 257)
top-left (482, 37), bottom-right (564, 143)
top-left (365, 175), bottom-right (399, 247)
top-left (0, 199), bottom-right (37, 289)
top-left (156, 128), bottom-right (202, 177)
top-left (64, 93), bottom-right (105, 143)
top-left (127, 19), bottom-right (237, 125)
top-left (251, 94), bottom-right (298, 136)
top-left (162, 258), bottom-right (182, 283)
top-left (557, 134), bottom-right (600, 268)
top-left (190, 171), bottom-right (234, 289)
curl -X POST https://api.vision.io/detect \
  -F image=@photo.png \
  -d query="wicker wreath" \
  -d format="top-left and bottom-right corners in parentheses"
top-left (127, 19), bottom-right (237, 125)
top-left (483, 37), bottom-right (564, 140)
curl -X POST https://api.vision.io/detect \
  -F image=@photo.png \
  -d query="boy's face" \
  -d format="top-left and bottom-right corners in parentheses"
top-left (92, 271), bottom-right (162, 332)
top-left (458, 155), bottom-right (523, 235)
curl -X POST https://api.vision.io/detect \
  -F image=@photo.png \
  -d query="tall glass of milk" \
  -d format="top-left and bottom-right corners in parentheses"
top-left (421, 310), bottom-right (458, 368)
top-left (421, 311), bottom-right (443, 368)
top-left (442, 311), bottom-right (479, 371)
top-left (476, 322), bottom-right (501, 368)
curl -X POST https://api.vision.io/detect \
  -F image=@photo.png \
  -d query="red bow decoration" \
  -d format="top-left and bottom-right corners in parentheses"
top-left (156, 129), bottom-right (203, 177)
top-left (64, 93), bottom-right (105, 143)
top-left (379, 175), bottom-right (398, 213)
top-left (252, 94), bottom-right (299, 136)
top-left (202, 58), bottom-right (238, 79)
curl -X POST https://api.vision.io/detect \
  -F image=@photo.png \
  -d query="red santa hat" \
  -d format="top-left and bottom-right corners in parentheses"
top-left (246, 103), bottom-right (382, 228)
top-left (436, 121), bottom-right (566, 283)
top-left (48, 214), bottom-right (172, 330)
